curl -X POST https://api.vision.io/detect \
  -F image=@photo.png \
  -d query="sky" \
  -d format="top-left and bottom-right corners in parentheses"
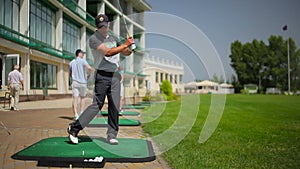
top-left (143, 0), bottom-right (300, 82)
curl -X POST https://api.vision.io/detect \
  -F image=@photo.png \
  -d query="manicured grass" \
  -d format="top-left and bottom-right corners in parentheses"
top-left (142, 94), bottom-right (300, 169)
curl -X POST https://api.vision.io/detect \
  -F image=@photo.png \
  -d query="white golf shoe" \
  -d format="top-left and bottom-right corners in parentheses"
top-left (107, 138), bottom-right (118, 145)
top-left (67, 126), bottom-right (78, 144)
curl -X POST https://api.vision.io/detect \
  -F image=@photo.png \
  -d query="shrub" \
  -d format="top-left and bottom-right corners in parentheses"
top-left (142, 91), bottom-right (151, 101)
top-left (160, 80), bottom-right (173, 96)
top-left (160, 80), bottom-right (178, 101)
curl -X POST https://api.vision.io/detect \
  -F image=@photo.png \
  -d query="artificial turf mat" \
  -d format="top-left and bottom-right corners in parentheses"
top-left (12, 137), bottom-right (155, 167)
top-left (138, 102), bottom-right (154, 106)
top-left (122, 105), bottom-right (146, 109)
top-left (100, 110), bottom-right (140, 116)
top-left (87, 118), bottom-right (140, 127)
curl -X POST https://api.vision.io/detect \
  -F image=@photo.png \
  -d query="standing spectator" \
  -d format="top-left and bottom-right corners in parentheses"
top-left (7, 65), bottom-right (24, 111)
top-left (69, 49), bottom-right (92, 120)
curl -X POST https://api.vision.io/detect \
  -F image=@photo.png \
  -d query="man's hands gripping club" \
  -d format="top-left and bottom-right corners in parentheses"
top-left (125, 37), bottom-right (136, 51)
top-left (99, 37), bottom-right (135, 57)
top-left (124, 37), bottom-right (134, 48)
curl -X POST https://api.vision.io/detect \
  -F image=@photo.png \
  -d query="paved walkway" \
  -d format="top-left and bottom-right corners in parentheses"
top-left (0, 98), bottom-right (170, 169)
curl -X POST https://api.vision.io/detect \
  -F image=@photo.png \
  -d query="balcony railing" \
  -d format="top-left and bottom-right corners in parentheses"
top-left (58, 0), bottom-right (96, 27)
top-left (57, 0), bottom-right (145, 53)
top-left (0, 24), bottom-right (74, 60)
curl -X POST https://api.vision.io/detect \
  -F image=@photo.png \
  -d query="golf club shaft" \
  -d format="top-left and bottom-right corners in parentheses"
top-left (116, 0), bottom-right (136, 51)
top-left (116, 0), bottom-right (131, 37)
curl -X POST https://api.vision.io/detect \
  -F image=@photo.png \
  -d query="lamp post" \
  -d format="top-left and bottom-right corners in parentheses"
top-left (287, 38), bottom-right (290, 95)
top-left (283, 25), bottom-right (290, 95)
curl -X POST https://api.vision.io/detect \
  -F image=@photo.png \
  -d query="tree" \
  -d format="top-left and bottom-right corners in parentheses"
top-left (211, 73), bottom-right (225, 83)
top-left (289, 40), bottom-right (300, 93)
top-left (229, 39), bottom-right (268, 87)
top-left (231, 75), bottom-right (242, 93)
top-left (229, 35), bottom-right (300, 93)
top-left (266, 35), bottom-right (287, 90)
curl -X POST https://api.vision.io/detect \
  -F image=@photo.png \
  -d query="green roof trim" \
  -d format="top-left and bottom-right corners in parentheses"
top-left (0, 24), bottom-right (75, 60)
top-left (58, 0), bottom-right (96, 27)
top-left (125, 71), bottom-right (148, 77)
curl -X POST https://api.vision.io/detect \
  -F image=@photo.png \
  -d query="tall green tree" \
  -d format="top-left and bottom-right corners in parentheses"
top-left (266, 35), bottom-right (287, 90)
top-left (229, 35), bottom-right (299, 93)
top-left (230, 39), bottom-right (268, 87)
top-left (211, 73), bottom-right (225, 83)
top-left (288, 39), bottom-right (300, 93)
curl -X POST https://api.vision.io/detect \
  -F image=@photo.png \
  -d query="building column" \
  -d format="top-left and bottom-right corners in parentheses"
top-left (19, 0), bottom-right (30, 37)
top-left (24, 53), bottom-right (30, 95)
top-left (126, 2), bottom-right (134, 37)
top-left (81, 26), bottom-right (86, 54)
top-left (113, 15), bottom-right (120, 60)
top-left (97, 2), bottom-right (105, 15)
top-left (59, 62), bottom-right (65, 94)
top-left (113, 15), bottom-right (120, 37)
top-left (125, 2), bottom-right (134, 74)
top-left (78, 0), bottom-right (86, 10)
top-left (56, 9), bottom-right (63, 51)
top-left (78, 0), bottom-right (86, 19)
top-left (55, 9), bottom-right (64, 93)
top-left (20, 0), bottom-right (30, 94)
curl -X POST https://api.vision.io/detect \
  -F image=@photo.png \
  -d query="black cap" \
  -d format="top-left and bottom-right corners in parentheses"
top-left (75, 49), bottom-right (85, 56)
top-left (95, 14), bottom-right (109, 28)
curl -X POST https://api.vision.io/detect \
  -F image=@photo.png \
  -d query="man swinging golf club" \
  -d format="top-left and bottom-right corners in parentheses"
top-left (67, 14), bottom-right (135, 145)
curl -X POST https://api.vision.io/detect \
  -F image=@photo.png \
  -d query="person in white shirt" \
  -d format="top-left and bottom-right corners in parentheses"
top-left (7, 65), bottom-right (24, 111)
top-left (69, 49), bottom-right (92, 119)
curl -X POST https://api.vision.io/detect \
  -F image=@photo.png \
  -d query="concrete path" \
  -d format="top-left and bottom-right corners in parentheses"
top-left (0, 98), bottom-right (171, 169)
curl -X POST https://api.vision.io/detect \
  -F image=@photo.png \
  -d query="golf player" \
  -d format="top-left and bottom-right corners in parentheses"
top-left (67, 14), bottom-right (134, 145)
top-left (69, 49), bottom-right (92, 120)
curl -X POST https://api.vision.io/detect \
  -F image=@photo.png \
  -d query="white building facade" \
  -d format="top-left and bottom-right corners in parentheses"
top-left (0, 0), bottom-right (151, 99)
top-left (143, 55), bottom-right (184, 95)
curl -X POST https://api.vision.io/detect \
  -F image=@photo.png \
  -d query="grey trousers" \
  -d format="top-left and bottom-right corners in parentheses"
top-left (71, 71), bottom-right (121, 139)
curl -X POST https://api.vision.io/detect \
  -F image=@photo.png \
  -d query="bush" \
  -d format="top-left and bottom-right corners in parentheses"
top-left (160, 80), bottom-right (178, 101)
top-left (142, 91), bottom-right (151, 101)
top-left (160, 80), bottom-right (173, 96)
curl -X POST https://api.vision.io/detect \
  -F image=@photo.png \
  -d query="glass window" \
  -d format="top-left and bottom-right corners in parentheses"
top-left (160, 73), bottom-right (163, 83)
top-left (175, 75), bottom-right (178, 84)
top-left (30, 60), bottom-right (57, 89)
top-left (30, 0), bottom-right (55, 46)
top-left (179, 75), bottom-right (183, 83)
top-left (0, 0), bottom-right (20, 31)
top-left (5, 57), bottom-right (20, 85)
top-left (63, 18), bottom-right (80, 53)
top-left (155, 72), bottom-right (159, 83)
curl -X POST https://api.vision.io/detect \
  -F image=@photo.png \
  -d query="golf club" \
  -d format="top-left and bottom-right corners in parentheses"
top-left (116, 0), bottom-right (136, 51)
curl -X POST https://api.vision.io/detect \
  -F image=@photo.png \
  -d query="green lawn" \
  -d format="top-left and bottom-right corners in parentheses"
top-left (142, 94), bottom-right (300, 169)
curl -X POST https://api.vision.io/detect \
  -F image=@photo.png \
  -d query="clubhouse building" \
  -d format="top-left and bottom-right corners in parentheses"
top-left (0, 0), bottom-right (151, 100)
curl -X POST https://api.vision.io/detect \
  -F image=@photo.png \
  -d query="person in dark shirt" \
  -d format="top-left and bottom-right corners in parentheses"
top-left (67, 14), bottom-right (134, 145)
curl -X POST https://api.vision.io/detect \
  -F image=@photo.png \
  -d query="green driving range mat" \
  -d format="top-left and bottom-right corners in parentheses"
top-left (122, 105), bottom-right (146, 109)
top-left (100, 110), bottom-right (140, 116)
top-left (87, 118), bottom-right (140, 127)
top-left (12, 137), bottom-right (155, 167)
top-left (135, 102), bottom-right (154, 106)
